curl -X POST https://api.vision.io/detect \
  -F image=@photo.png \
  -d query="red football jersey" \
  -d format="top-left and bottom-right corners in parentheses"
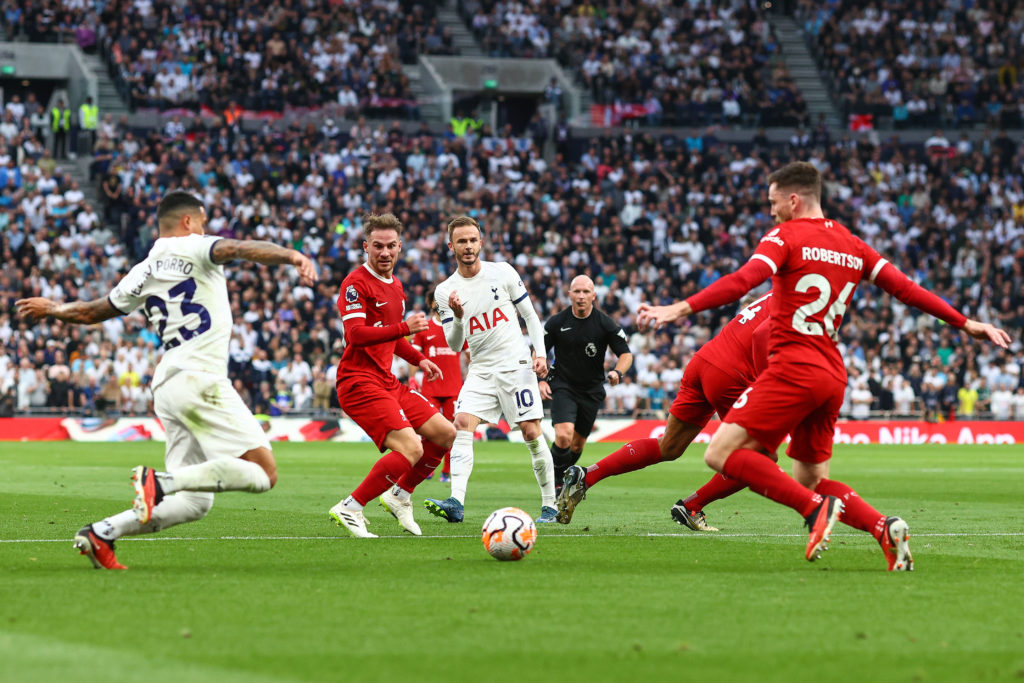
top-left (411, 317), bottom-right (464, 398)
top-left (337, 263), bottom-right (409, 385)
top-left (696, 292), bottom-right (772, 385)
top-left (751, 217), bottom-right (884, 382)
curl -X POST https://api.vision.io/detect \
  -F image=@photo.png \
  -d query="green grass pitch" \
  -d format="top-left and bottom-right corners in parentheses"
top-left (1, 441), bottom-right (1022, 682)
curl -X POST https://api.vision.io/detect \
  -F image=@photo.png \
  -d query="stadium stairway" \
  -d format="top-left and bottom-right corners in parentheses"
top-left (438, 0), bottom-right (484, 58)
top-left (78, 52), bottom-right (131, 125)
top-left (402, 63), bottom-right (442, 123)
top-left (770, 15), bottom-right (842, 129)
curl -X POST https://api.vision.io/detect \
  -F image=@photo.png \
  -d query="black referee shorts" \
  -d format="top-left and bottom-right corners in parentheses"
top-left (550, 386), bottom-right (603, 437)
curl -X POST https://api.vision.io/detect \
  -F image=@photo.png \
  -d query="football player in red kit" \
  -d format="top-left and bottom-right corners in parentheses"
top-left (410, 287), bottom-right (466, 483)
top-left (639, 162), bottom-right (1010, 570)
top-left (329, 213), bottom-right (456, 538)
top-left (557, 293), bottom-right (773, 528)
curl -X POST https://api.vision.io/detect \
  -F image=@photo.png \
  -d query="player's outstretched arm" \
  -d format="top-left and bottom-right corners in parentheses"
top-left (640, 259), bottom-right (773, 330)
top-left (16, 296), bottom-right (121, 325)
top-left (211, 239), bottom-right (318, 285)
top-left (962, 320), bottom-right (1012, 349)
top-left (637, 301), bottom-right (692, 329)
top-left (871, 263), bottom-right (1011, 348)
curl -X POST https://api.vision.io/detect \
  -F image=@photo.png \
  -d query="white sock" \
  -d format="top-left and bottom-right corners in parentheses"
top-left (160, 459), bottom-right (271, 494)
top-left (526, 437), bottom-right (556, 509)
top-left (338, 494), bottom-right (363, 512)
top-left (96, 492), bottom-right (214, 539)
top-left (449, 430), bottom-right (475, 505)
top-left (391, 484), bottom-right (412, 502)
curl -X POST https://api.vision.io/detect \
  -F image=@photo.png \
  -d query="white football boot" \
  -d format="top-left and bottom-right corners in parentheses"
top-left (380, 489), bottom-right (422, 536)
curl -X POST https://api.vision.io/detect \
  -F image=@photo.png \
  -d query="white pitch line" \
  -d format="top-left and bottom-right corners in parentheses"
top-left (2, 531), bottom-right (1023, 543)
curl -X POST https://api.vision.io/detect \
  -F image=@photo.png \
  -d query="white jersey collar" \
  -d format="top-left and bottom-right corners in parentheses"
top-left (362, 262), bottom-right (394, 283)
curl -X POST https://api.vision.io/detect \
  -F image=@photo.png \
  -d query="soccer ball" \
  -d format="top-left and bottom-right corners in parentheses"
top-left (481, 507), bottom-right (537, 561)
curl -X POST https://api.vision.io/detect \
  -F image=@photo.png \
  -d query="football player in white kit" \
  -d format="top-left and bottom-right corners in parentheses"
top-left (16, 191), bottom-right (317, 569)
top-left (424, 215), bottom-right (558, 523)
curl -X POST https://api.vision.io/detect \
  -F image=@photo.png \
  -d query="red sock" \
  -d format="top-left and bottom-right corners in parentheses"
top-left (441, 451), bottom-right (451, 476)
top-left (814, 478), bottom-right (886, 539)
top-left (351, 452), bottom-right (413, 505)
top-left (585, 439), bottom-right (663, 488)
top-left (684, 473), bottom-right (746, 512)
top-left (722, 448), bottom-right (820, 517)
top-left (396, 440), bottom-right (445, 493)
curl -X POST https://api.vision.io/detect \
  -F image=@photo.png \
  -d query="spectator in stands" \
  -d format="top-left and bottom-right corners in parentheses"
top-left (0, 384), bottom-right (14, 416)
top-left (46, 349), bottom-right (74, 408)
top-left (957, 378), bottom-right (979, 420)
top-left (991, 383), bottom-right (1014, 421)
top-left (891, 376), bottom-right (916, 417)
top-left (312, 369), bottom-right (333, 412)
top-left (849, 373), bottom-right (873, 420)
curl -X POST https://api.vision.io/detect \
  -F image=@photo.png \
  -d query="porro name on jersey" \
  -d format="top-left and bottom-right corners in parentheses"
top-left (801, 247), bottom-right (863, 271)
top-left (154, 258), bottom-right (195, 275)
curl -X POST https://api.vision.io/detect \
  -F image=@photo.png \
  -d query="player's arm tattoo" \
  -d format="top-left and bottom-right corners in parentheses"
top-left (51, 298), bottom-right (122, 325)
top-left (211, 238), bottom-right (298, 266)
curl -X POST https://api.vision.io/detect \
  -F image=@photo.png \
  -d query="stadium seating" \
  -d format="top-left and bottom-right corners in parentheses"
top-left (2, 0), bottom-right (436, 117)
top-left (798, 0), bottom-right (1024, 130)
top-left (458, 0), bottom-right (809, 127)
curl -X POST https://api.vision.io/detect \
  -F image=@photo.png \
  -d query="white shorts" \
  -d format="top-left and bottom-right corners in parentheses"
top-left (154, 370), bottom-right (271, 471)
top-left (455, 366), bottom-right (543, 425)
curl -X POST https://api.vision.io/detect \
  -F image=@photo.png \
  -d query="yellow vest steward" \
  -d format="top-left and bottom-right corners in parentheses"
top-left (51, 108), bottom-right (70, 131)
top-left (450, 116), bottom-right (470, 136)
top-left (80, 104), bottom-right (98, 130)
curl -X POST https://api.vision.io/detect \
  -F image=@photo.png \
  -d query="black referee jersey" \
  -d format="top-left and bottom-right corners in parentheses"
top-left (543, 306), bottom-right (632, 396)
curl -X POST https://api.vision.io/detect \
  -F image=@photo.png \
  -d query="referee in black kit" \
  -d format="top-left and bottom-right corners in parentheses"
top-left (540, 275), bottom-right (633, 489)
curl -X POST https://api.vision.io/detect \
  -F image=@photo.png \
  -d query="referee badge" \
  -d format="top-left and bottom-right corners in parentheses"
top-left (585, 343), bottom-right (597, 357)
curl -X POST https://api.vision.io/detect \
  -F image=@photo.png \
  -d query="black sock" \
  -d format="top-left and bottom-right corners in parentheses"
top-left (551, 444), bottom-right (572, 486)
top-left (568, 450), bottom-right (582, 467)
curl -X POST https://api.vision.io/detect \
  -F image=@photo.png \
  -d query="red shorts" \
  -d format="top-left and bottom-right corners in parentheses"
top-left (723, 363), bottom-right (844, 463)
top-left (670, 355), bottom-right (749, 426)
top-left (338, 378), bottom-right (438, 452)
top-left (423, 394), bottom-right (457, 422)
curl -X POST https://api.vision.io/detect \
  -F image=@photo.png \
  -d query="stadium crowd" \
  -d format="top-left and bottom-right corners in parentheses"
top-left (799, 0), bottom-right (1024, 130)
top-left (458, 0), bottom-right (809, 127)
top-left (1, 0), bottom-right (446, 118)
top-left (0, 100), bottom-right (1022, 422)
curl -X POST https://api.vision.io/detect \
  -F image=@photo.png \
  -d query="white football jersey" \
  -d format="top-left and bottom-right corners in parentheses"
top-left (108, 233), bottom-right (231, 389)
top-left (436, 260), bottom-right (532, 373)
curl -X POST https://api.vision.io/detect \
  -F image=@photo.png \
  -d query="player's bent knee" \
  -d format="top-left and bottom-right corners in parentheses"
top-left (242, 447), bottom-right (277, 488)
top-left (453, 414), bottom-right (476, 431)
top-left (438, 423), bottom-right (457, 449)
top-left (703, 446), bottom-right (727, 472)
top-left (521, 420), bottom-right (542, 441)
